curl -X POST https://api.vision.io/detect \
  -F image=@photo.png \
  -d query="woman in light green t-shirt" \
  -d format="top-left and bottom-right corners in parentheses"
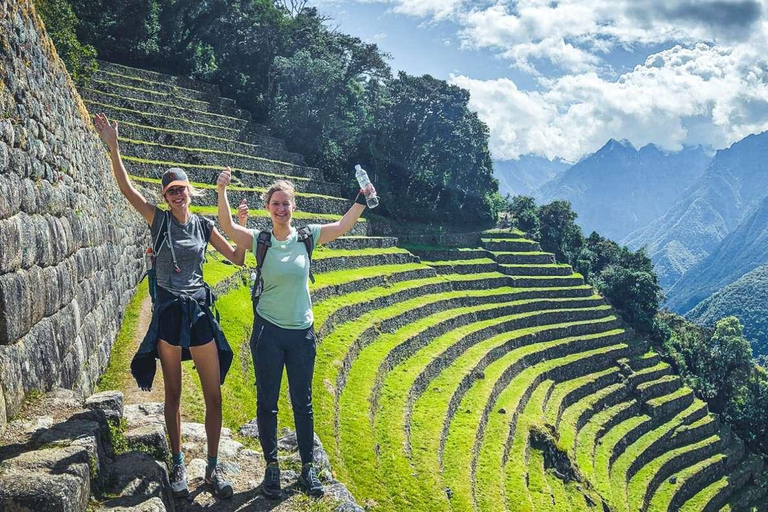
top-left (216, 168), bottom-right (375, 499)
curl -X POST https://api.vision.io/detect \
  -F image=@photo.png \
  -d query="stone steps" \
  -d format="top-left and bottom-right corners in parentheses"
top-left (126, 157), bottom-right (341, 197)
top-left (313, 248), bottom-right (419, 274)
top-left (82, 88), bottom-right (250, 130)
top-left (406, 247), bottom-right (491, 261)
top-left (88, 78), bottom-right (250, 119)
top-left (426, 259), bottom-right (500, 275)
top-left (199, 211), bottom-right (370, 237)
top-left (600, 399), bottom-right (710, 506)
top-left (120, 138), bottom-right (323, 180)
top-left (487, 345), bottom-right (642, 512)
top-left (682, 450), bottom-right (763, 512)
top-left (500, 263), bottom-right (574, 276)
top-left (85, 101), bottom-right (266, 142)
top-left (482, 238), bottom-right (541, 252)
top-left (93, 67), bottom-right (227, 103)
top-left (117, 121), bottom-right (303, 166)
top-left (135, 176), bottom-right (350, 216)
top-left (312, 264), bottom-right (438, 304)
top-left (98, 61), bottom-right (221, 95)
top-left (492, 251), bottom-right (556, 265)
top-left (635, 374), bottom-right (681, 402)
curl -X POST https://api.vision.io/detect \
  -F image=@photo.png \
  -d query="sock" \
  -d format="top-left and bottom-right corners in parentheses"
top-left (207, 454), bottom-right (218, 473)
top-left (172, 452), bottom-right (184, 466)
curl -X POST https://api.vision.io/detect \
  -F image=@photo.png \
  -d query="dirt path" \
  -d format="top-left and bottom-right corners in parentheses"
top-left (122, 293), bottom-right (167, 406)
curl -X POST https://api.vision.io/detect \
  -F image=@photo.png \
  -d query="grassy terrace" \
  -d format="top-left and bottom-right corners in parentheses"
top-left (120, 137), bottom-right (305, 169)
top-left (411, 321), bottom-right (621, 510)
top-left (83, 87), bottom-right (245, 123)
top-left (336, 298), bottom-right (610, 508)
top-left (470, 338), bottom-right (633, 512)
top-left (131, 175), bottom-right (338, 201)
top-left (96, 69), bottom-right (215, 96)
top-left (123, 155), bottom-right (317, 185)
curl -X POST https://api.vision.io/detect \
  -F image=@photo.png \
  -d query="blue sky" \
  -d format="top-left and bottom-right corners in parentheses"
top-left (307, 0), bottom-right (768, 163)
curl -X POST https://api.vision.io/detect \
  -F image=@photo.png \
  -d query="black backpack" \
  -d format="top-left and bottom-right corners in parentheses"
top-left (251, 226), bottom-right (316, 316)
top-left (147, 210), bottom-right (211, 306)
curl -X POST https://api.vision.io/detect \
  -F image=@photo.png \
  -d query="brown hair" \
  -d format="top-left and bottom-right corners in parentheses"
top-left (263, 180), bottom-right (296, 204)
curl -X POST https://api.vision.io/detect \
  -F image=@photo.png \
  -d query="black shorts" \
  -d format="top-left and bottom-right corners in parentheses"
top-left (157, 303), bottom-right (215, 347)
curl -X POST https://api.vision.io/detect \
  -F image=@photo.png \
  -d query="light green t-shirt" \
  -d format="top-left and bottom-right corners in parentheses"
top-left (252, 224), bottom-right (322, 329)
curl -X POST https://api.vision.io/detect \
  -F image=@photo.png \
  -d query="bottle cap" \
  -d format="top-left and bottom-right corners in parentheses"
top-left (146, 248), bottom-right (153, 254)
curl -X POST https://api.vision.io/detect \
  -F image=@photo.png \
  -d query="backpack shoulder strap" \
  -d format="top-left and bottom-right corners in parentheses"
top-left (255, 230), bottom-right (272, 269)
top-left (297, 226), bottom-right (315, 284)
top-left (152, 210), bottom-right (169, 255)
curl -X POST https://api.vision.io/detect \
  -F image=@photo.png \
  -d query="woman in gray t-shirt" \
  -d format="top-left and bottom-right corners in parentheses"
top-left (94, 113), bottom-right (246, 499)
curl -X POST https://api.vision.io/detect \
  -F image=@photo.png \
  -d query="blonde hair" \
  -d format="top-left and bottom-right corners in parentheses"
top-left (187, 184), bottom-right (203, 197)
top-left (263, 180), bottom-right (296, 204)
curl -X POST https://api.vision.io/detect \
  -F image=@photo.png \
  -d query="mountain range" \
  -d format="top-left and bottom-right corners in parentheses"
top-left (493, 155), bottom-right (569, 199)
top-left (500, 130), bottom-right (768, 356)
top-left (539, 139), bottom-right (710, 241)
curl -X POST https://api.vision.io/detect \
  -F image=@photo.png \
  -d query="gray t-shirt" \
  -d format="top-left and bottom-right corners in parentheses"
top-left (150, 206), bottom-right (214, 294)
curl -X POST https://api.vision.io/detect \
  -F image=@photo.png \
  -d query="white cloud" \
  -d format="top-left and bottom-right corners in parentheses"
top-left (456, 0), bottom-right (766, 74)
top-left (452, 43), bottom-right (768, 161)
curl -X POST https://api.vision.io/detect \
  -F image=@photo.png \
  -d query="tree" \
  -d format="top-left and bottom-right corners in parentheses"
top-left (366, 72), bottom-right (499, 224)
top-left (507, 196), bottom-right (540, 237)
top-left (538, 200), bottom-right (582, 263)
top-left (596, 264), bottom-right (661, 334)
top-left (35, 0), bottom-right (97, 83)
top-left (692, 316), bottom-right (753, 413)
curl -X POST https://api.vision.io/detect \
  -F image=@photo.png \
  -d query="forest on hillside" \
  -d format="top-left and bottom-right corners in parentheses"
top-left (35, 0), bottom-right (503, 226)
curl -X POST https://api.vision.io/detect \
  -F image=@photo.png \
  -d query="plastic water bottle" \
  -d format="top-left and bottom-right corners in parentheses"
top-left (355, 165), bottom-right (379, 208)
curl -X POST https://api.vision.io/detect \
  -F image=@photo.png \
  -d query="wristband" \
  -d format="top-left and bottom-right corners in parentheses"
top-left (355, 192), bottom-right (367, 206)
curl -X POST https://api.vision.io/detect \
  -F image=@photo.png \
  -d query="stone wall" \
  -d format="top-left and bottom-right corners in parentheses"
top-left (0, 0), bottom-right (146, 435)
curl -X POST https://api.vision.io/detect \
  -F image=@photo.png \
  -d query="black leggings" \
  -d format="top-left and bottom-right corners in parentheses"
top-left (250, 314), bottom-right (317, 465)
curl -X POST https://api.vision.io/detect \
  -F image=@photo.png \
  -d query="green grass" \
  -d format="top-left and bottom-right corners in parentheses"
top-left (311, 246), bottom-right (409, 260)
top-left (423, 258), bottom-right (497, 266)
top-left (98, 279), bottom-right (148, 391)
top-left (647, 451), bottom-right (727, 512)
top-left (92, 79), bottom-right (210, 107)
top-left (575, 399), bottom-right (636, 484)
top-left (627, 433), bottom-right (721, 512)
top-left (338, 298), bottom-right (603, 510)
top-left (481, 237), bottom-right (538, 244)
top-left (370, 296), bottom-right (604, 512)
top-left (412, 320), bottom-right (618, 512)
top-left (447, 336), bottom-right (627, 511)
top-left (606, 399), bottom-right (707, 510)
top-left (98, 69), bottom-right (205, 94)
top-left (557, 382), bottom-right (625, 454)
top-left (310, 263), bottom-right (427, 292)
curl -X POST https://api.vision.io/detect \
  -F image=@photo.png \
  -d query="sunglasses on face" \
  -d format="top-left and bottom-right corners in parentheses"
top-left (166, 186), bottom-right (187, 196)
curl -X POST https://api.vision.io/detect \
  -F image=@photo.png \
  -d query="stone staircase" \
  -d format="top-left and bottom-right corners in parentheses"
top-left (82, 61), bottom-right (380, 239)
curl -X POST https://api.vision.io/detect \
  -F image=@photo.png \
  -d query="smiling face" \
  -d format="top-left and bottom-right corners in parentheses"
top-left (164, 185), bottom-right (191, 211)
top-left (266, 190), bottom-right (295, 227)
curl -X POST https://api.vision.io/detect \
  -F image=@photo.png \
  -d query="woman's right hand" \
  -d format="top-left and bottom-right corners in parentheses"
top-left (217, 167), bottom-right (232, 191)
top-left (93, 113), bottom-right (118, 150)
top-left (237, 199), bottom-right (248, 227)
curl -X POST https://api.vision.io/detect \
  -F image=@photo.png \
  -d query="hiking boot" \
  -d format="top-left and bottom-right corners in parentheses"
top-left (298, 462), bottom-right (324, 497)
top-left (170, 462), bottom-right (189, 498)
top-left (205, 463), bottom-right (234, 498)
top-left (261, 462), bottom-right (281, 499)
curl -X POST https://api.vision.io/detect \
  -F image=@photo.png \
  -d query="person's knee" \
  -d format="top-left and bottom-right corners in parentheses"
top-left (205, 389), bottom-right (223, 410)
top-left (291, 396), bottom-right (313, 417)
top-left (257, 400), bottom-right (279, 416)
top-left (165, 384), bottom-right (182, 405)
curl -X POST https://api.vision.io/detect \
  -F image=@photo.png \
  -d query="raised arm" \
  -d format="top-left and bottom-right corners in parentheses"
top-left (216, 168), bottom-right (254, 251)
top-left (93, 113), bottom-right (155, 225)
top-left (317, 185), bottom-right (375, 245)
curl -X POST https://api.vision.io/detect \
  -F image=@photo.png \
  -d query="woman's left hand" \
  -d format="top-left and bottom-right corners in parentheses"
top-left (237, 199), bottom-right (248, 227)
top-left (362, 183), bottom-right (377, 197)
